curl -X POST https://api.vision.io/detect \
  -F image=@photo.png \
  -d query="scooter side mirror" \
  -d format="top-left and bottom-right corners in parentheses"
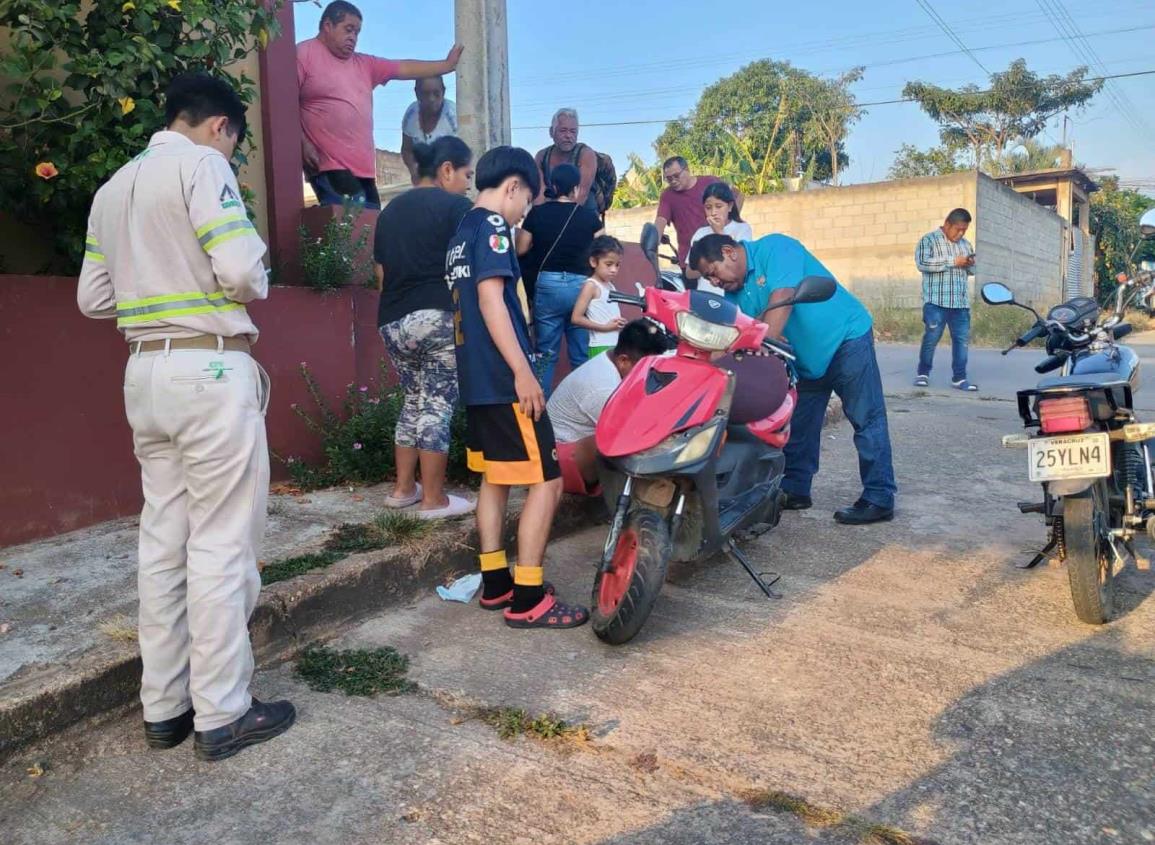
top-left (791, 275), bottom-right (837, 305)
top-left (640, 223), bottom-right (661, 274)
top-left (981, 282), bottom-right (1016, 305)
top-left (1140, 208), bottom-right (1155, 239)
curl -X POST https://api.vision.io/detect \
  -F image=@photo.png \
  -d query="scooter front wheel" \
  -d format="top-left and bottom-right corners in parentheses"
top-left (591, 507), bottom-right (672, 645)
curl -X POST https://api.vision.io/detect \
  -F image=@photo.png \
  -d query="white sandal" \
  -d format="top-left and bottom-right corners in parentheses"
top-left (414, 494), bottom-right (476, 520)
top-left (384, 482), bottom-right (422, 509)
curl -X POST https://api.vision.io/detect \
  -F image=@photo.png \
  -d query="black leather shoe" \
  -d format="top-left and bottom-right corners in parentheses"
top-left (193, 698), bottom-right (296, 762)
top-left (834, 499), bottom-right (894, 525)
top-left (144, 708), bottom-right (195, 750)
top-left (781, 493), bottom-right (813, 511)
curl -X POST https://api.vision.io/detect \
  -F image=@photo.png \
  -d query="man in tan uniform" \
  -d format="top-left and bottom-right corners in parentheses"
top-left (78, 73), bottom-right (295, 762)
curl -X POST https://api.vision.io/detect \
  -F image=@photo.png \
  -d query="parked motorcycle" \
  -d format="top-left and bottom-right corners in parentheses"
top-left (589, 227), bottom-right (836, 644)
top-left (984, 208), bottom-right (1155, 623)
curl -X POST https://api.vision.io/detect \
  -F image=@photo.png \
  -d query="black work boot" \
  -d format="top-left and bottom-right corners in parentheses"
top-left (833, 498), bottom-right (895, 525)
top-left (144, 708), bottom-right (195, 750)
top-left (193, 698), bottom-right (296, 762)
top-left (781, 492), bottom-right (813, 511)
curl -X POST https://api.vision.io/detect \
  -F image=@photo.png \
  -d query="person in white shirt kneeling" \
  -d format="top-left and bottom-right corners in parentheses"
top-left (547, 319), bottom-right (670, 496)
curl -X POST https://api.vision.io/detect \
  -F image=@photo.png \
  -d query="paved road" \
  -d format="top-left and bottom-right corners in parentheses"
top-left (876, 334), bottom-right (1155, 412)
top-left (4, 395), bottom-right (1154, 845)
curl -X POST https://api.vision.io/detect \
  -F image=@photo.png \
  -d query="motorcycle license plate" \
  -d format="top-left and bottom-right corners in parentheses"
top-left (1027, 433), bottom-right (1111, 482)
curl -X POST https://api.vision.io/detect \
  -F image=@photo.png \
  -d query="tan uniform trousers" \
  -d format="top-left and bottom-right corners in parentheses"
top-left (123, 345), bottom-right (270, 731)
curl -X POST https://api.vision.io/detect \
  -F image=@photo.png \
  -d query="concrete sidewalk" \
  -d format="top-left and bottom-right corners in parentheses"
top-left (0, 480), bottom-right (602, 760)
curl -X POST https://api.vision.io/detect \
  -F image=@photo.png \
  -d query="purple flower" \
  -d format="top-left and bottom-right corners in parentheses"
top-left (359, 386), bottom-right (369, 393)
top-left (353, 443), bottom-right (363, 451)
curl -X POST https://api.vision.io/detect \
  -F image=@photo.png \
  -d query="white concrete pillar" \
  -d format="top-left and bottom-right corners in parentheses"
top-left (454, 0), bottom-right (511, 158)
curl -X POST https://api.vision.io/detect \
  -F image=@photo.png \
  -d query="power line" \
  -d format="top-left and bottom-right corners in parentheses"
top-left (516, 0), bottom-right (1153, 90)
top-left (505, 68), bottom-right (1155, 131)
top-left (510, 24), bottom-right (1155, 114)
top-left (913, 0), bottom-right (990, 74)
top-left (1035, 0), bottom-right (1152, 137)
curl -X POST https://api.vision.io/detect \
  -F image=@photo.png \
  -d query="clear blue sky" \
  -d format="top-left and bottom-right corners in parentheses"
top-left (294, 0), bottom-right (1155, 190)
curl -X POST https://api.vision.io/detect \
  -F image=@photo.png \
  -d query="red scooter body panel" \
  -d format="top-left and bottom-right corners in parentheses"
top-left (596, 355), bottom-right (730, 458)
top-left (745, 387), bottom-right (797, 448)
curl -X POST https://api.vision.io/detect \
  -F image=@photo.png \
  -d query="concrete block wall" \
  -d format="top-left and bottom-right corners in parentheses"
top-left (607, 171), bottom-right (1068, 309)
top-left (974, 173), bottom-right (1065, 308)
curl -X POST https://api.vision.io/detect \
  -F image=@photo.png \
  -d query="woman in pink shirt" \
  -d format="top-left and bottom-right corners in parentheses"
top-left (298, 1), bottom-right (463, 209)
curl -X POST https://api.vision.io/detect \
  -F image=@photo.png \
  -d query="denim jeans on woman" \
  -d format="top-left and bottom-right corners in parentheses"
top-left (782, 330), bottom-right (897, 510)
top-left (917, 303), bottom-right (970, 382)
top-left (534, 271), bottom-right (590, 396)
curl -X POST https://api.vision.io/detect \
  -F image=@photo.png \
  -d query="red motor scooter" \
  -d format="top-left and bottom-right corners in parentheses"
top-left (590, 226), bottom-right (835, 644)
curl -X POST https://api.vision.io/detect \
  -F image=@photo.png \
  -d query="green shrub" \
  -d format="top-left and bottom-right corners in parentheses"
top-left (298, 198), bottom-right (375, 291)
top-left (284, 360), bottom-right (471, 490)
top-left (0, 1), bottom-right (281, 273)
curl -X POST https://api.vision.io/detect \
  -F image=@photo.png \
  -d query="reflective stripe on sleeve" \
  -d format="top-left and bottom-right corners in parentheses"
top-left (115, 291), bottom-right (243, 326)
top-left (85, 235), bottom-right (105, 262)
top-left (195, 215), bottom-right (256, 251)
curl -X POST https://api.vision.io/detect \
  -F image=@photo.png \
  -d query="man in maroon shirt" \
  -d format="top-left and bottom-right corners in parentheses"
top-left (654, 156), bottom-right (743, 270)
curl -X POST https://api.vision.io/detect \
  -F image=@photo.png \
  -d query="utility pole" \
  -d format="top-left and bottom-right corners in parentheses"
top-left (454, 0), bottom-right (511, 158)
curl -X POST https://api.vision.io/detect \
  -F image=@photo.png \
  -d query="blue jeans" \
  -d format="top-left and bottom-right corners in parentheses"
top-left (307, 171), bottom-right (381, 210)
top-left (534, 271), bottom-right (590, 396)
top-left (917, 303), bottom-right (970, 382)
top-left (782, 330), bottom-right (897, 509)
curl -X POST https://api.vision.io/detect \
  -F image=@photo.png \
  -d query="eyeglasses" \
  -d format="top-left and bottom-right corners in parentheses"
top-left (664, 169), bottom-right (685, 183)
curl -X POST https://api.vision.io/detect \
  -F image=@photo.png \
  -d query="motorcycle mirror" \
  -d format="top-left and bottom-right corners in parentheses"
top-left (981, 282), bottom-right (1015, 305)
top-left (1140, 208), bottom-right (1155, 239)
top-left (640, 223), bottom-right (661, 269)
top-left (791, 275), bottom-right (837, 305)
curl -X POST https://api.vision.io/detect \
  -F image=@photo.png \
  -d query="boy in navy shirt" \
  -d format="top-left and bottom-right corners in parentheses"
top-left (446, 146), bottom-right (589, 629)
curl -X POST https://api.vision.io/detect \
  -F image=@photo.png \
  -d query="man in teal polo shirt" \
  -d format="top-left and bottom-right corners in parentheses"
top-left (689, 233), bottom-right (896, 524)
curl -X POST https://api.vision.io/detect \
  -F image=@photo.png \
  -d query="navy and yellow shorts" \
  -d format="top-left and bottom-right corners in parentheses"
top-left (465, 404), bottom-right (561, 486)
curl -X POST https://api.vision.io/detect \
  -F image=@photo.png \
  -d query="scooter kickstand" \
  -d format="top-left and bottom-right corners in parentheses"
top-left (1019, 535), bottom-right (1058, 570)
top-left (728, 539), bottom-right (782, 599)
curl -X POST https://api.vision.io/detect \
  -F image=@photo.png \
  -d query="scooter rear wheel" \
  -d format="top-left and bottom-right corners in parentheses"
top-left (592, 508), bottom-right (671, 645)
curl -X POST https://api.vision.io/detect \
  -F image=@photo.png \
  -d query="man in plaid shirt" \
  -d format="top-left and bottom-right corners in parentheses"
top-left (914, 208), bottom-right (977, 391)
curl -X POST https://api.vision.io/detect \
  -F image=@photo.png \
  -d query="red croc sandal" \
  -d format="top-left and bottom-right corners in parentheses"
top-left (479, 581), bottom-right (554, 611)
top-left (503, 594), bottom-right (589, 629)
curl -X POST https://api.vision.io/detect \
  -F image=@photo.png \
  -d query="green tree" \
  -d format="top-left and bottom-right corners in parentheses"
top-left (888, 142), bottom-right (967, 180)
top-left (798, 68), bottom-right (864, 186)
top-left (902, 59), bottom-right (1102, 171)
top-left (655, 60), bottom-right (858, 188)
top-left (0, 0), bottom-right (281, 274)
top-left (990, 138), bottom-right (1065, 176)
top-left (614, 153), bottom-right (665, 209)
top-left (1091, 176), bottom-right (1155, 288)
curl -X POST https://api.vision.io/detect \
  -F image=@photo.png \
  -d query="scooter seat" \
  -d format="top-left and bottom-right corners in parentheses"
top-left (1035, 373), bottom-right (1129, 391)
top-left (715, 352), bottom-right (790, 424)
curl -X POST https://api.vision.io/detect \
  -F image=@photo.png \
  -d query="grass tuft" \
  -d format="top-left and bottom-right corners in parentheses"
top-left (260, 550), bottom-right (343, 585)
top-left (98, 615), bottom-right (138, 644)
top-left (295, 644), bottom-right (415, 697)
top-left (260, 513), bottom-right (438, 586)
top-left (481, 707), bottom-right (589, 742)
top-left (370, 511), bottom-right (434, 548)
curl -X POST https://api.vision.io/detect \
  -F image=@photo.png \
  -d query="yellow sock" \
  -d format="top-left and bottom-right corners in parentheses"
top-left (479, 549), bottom-right (508, 572)
top-left (513, 565), bottom-right (544, 587)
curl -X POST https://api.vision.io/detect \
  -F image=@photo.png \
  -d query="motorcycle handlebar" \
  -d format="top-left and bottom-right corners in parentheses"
top-left (1003, 322), bottom-right (1046, 355)
top-left (608, 290), bottom-right (645, 307)
top-left (1035, 355), bottom-right (1067, 374)
top-left (1114, 322), bottom-right (1133, 340)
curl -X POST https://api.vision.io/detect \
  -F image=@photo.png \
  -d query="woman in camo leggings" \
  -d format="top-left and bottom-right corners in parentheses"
top-left (374, 136), bottom-right (476, 519)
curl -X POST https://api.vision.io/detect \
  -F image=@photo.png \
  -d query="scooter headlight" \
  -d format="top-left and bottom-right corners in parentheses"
top-left (675, 311), bottom-right (740, 352)
top-left (623, 421), bottom-right (724, 474)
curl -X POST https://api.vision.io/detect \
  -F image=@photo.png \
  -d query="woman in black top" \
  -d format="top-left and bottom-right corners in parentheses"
top-left (516, 164), bottom-right (603, 396)
top-left (374, 136), bottom-right (475, 519)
